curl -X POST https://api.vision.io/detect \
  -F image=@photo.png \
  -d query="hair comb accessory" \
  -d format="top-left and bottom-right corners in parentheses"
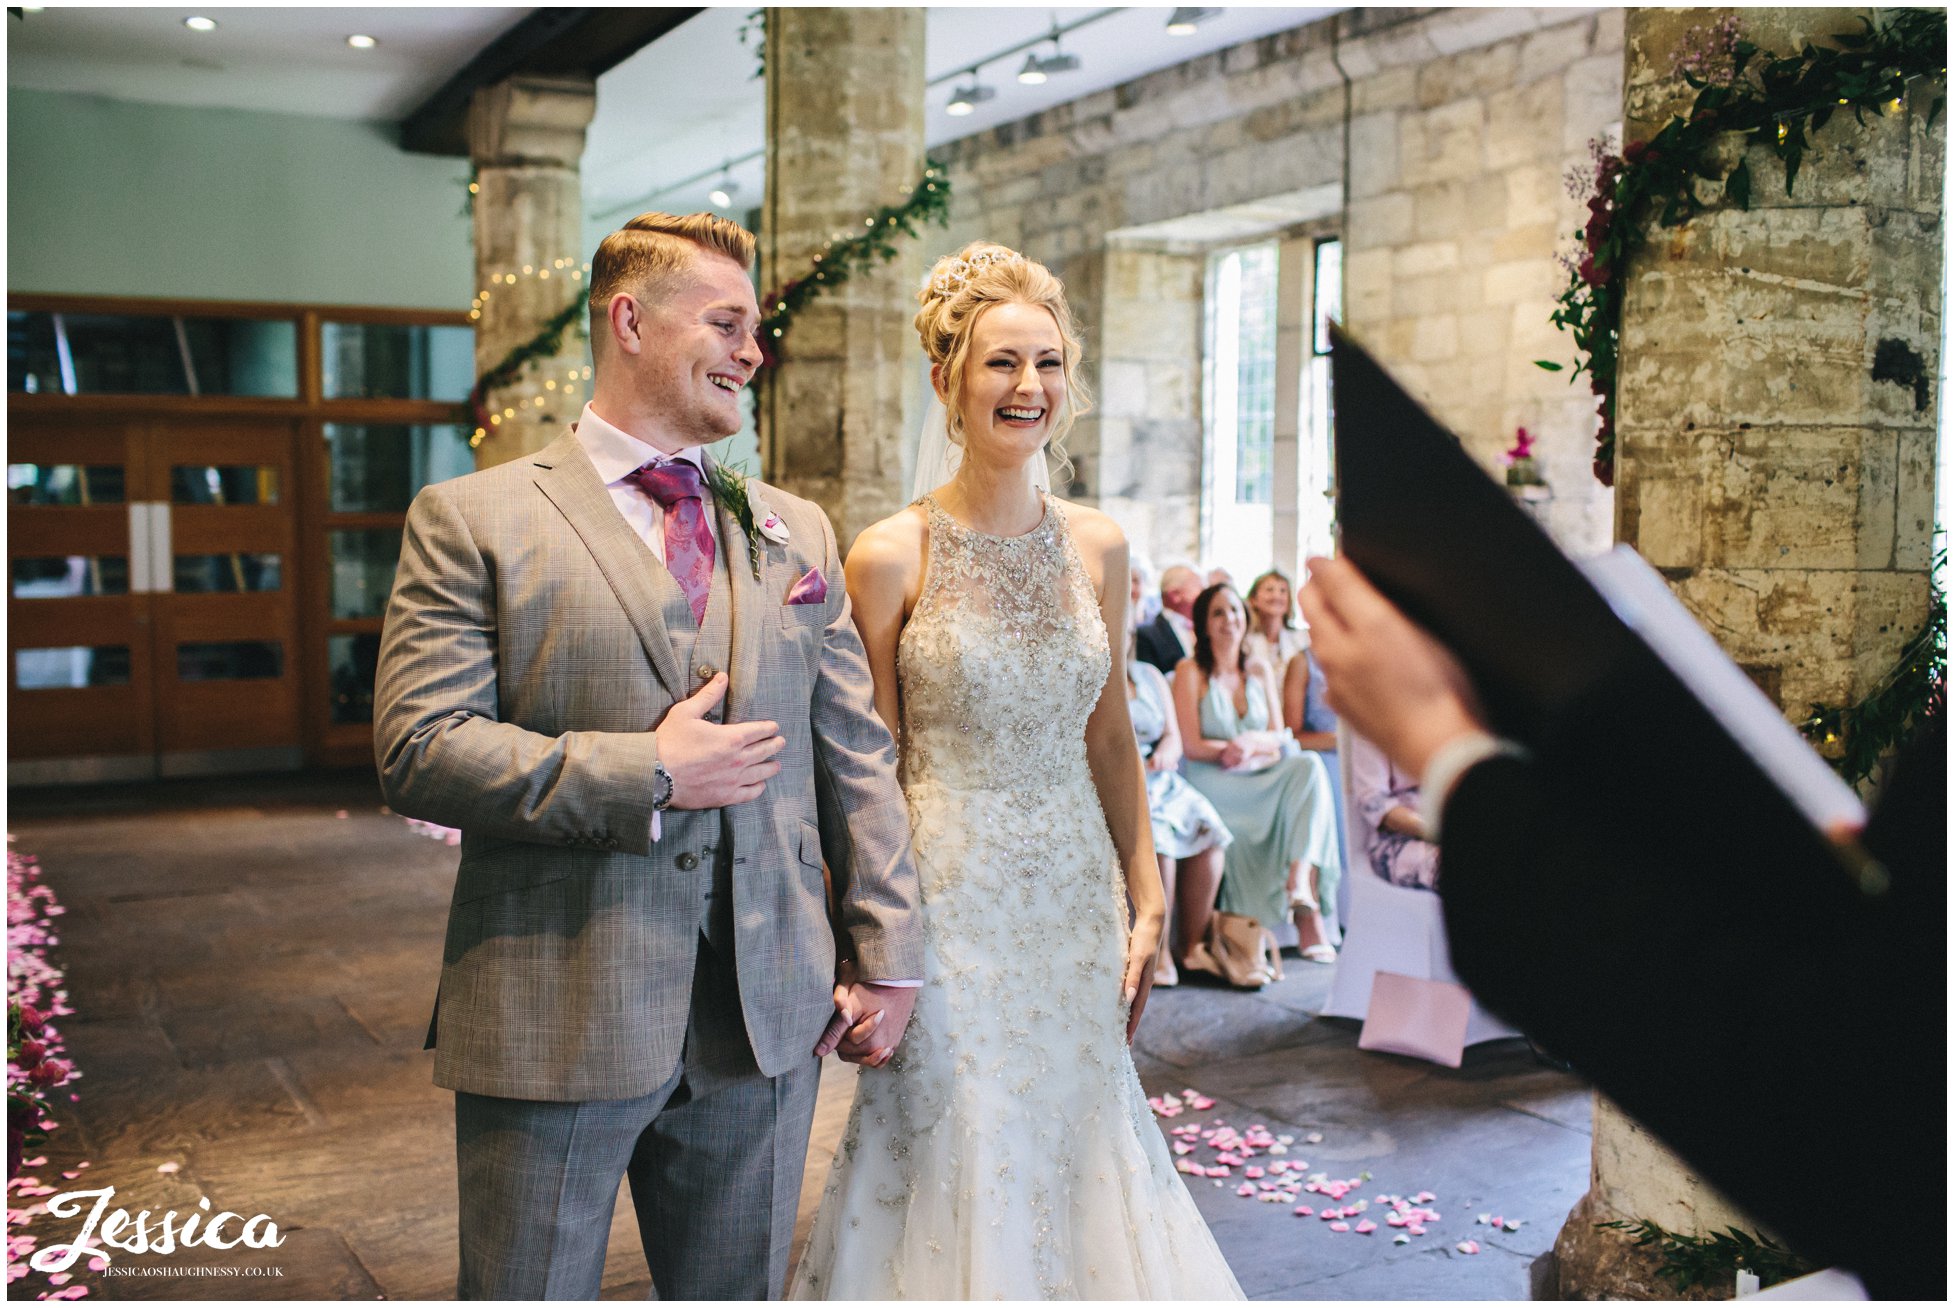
top-left (927, 248), bottom-right (1027, 298)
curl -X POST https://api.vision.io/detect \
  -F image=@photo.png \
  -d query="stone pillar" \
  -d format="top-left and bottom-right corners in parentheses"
top-left (1093, 243), bottom-right (1205, 570)
top-left (1272, 232), bottom-right (1313, 585)
top-left (1551, 8), bottom-right (1944, 1298)
top-left (762, 8), bottom-right (927, 548)
top-left (468, 75), bottom-right (597, 469)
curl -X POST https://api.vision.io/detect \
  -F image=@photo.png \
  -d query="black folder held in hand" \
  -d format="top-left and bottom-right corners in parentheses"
top-left (1326, 324), bottom-right (1879, 896)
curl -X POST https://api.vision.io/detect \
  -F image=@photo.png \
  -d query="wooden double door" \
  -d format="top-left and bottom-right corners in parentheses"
top-left (9, 417), bottom-right (303, 780)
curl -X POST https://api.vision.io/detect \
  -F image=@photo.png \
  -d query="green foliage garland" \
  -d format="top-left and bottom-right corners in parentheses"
top-left (468, 291), bottom-right (588, 442)
top-left (758, 161), bottom-right (952, 365)
top-left (1597, 1219), bottom-right (1815, 1291)
top-left (1800, 555), bottom-right (1946, 786)
top-left (1538, 9), bottom-right (1946, 488)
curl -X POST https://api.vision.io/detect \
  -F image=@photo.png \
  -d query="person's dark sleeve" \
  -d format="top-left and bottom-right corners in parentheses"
top-left (1435, 745), bottom-right (1944, 1299)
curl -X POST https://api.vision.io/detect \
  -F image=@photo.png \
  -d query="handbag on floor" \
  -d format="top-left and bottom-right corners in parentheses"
top-left (1203, 910), bottom-right (1284, 988)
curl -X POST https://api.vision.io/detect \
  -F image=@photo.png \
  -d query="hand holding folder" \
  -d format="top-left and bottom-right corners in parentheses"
top-left (1311, 327), bottom-right (1943, 1301)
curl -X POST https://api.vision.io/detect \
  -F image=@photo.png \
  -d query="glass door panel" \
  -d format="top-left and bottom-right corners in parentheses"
top-left (7, 423), bottom-right (157, 763)
top-left (140, 421), bottom-right (302, 762)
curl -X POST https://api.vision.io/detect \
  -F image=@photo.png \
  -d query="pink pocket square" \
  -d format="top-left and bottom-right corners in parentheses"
top-left (785, 567), bottom-right (827, 606)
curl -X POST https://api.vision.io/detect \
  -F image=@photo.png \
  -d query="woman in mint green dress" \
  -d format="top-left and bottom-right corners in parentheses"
top-left (1173, 583), bottom-right (1343, 961)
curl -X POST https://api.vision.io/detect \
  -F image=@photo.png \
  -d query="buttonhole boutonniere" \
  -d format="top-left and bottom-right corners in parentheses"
top-left (705, 460), bottom-right (786, 578)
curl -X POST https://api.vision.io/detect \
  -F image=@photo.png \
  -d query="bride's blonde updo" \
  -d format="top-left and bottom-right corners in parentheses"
top-left (914, 241), bottom-right (1093, 472)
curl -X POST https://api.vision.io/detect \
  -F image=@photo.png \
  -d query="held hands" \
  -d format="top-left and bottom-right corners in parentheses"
top-left (814, 959), bottom-right (918, 1068)
top-left (1121, 910), bottom-right (1164, 1044)
top-left (1146, 735), bottom-right (1182, 773)
top-left (1299, 557), bottom-right (1487, 782)
top-left (656, 674), bottom-right (786, 809)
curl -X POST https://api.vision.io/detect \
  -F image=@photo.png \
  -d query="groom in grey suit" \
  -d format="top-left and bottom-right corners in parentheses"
top-left (375, 212), bottom-right (922, 1299)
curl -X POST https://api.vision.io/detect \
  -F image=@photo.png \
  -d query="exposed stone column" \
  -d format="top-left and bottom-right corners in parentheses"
top-left (468, 75), bottom-right (597, 469)
top-left (762, 8), bottom-right (927, 548)
top-left (1091, 243), bottom-right (1205, 569)
top-left (1552, 8), bottom-right (1944, 1297)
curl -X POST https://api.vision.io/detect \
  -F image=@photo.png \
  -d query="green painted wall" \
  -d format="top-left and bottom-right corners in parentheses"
top-left (8, 90), bottom-right (473, 310)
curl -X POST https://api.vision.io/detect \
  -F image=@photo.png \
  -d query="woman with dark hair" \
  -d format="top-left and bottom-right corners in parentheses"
top-left (1173, 583), bottom-right (1343, 962)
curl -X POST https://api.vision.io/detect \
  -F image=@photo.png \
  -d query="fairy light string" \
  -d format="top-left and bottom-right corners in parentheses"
top-left (466, 162), bottom-right (953, 447)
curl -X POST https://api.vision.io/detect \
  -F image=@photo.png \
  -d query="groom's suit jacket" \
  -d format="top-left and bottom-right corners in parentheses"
top-left (374, 428), bottom-right (922, 1101)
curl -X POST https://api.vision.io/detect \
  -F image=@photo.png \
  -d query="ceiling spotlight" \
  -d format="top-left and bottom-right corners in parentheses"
top-left (1020, 48), bottom-right (1079, 83)
top-left (346, 34), bottom-right (378, 49)
top-left (945, 75), bottom-right (995, 117)
top-left (183, 15), bottom-right (218, 31)
top-left (1166, 7), bottom-right (1221, 36)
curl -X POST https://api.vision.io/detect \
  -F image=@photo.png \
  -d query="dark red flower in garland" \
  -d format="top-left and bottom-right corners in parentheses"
top-left (1593, 456), bottom-right (1615, 488)
top-left (27, 1058), bottom-right (71, 1088)
top-left (1622, 139), bottom-right (1650, 165)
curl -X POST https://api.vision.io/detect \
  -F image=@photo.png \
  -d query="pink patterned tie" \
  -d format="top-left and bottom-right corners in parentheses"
top-left (629, 459), bottom-right (715, 625)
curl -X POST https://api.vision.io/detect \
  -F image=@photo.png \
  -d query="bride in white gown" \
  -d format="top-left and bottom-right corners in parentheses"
top-left (789, 243), bottom-right (1244, 1300)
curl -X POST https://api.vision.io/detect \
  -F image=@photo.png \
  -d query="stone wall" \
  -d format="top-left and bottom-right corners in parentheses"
top-left (1617, 5), bottom-right (1943, 723)
top-left (931, 6), bottom-right (1625, 567)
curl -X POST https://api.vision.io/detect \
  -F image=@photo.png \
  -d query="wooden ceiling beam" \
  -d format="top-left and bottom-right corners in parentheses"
top-left (400, 7), bottom-right (701, 157)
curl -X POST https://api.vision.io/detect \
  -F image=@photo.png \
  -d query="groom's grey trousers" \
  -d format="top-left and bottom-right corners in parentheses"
top-left (453, 906), bottom-right (821, 1301)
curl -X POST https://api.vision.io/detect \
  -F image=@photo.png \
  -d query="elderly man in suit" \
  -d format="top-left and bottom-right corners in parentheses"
top-left (1135, 562), bottom-right (1203, 676)
top-left (375, 212), bottom-right (922, 1300)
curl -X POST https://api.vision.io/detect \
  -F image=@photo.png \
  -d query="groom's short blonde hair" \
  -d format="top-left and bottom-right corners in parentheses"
top-left (587, 212), bottom-right (755, 329)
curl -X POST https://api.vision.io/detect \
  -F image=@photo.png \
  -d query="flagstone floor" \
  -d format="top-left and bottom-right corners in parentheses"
top-left (9, 770), bottom-right (1589, 1301)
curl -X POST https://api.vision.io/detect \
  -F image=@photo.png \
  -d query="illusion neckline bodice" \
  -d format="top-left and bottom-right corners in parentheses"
top-left (919, 489), bottom-right (1051, 542)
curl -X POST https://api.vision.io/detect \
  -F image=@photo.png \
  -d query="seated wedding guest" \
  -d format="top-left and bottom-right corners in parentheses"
top-left (1126, 634), bottom-right (1232, 988)
top-left (1347, 731), bottom-right (1438, 890)
top-left (1281, 646), bottom-right (1349, 875)
top-left (1136, 562), bottom-right (1202, 676)
top-left (1206, 566), bottom-right (1235, 589)
top-left (1244, 569), bottom-right (1309, 688)
top-left (1174, 582), bottom-right (1343, 962)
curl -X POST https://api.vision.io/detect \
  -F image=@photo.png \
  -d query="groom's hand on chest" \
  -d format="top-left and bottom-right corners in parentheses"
top-left (657, 673), bottom-right (787, 809)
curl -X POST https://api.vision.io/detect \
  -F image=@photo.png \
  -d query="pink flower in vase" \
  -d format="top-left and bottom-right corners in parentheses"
top-left (1503, 427), bottom-right (1536, 466)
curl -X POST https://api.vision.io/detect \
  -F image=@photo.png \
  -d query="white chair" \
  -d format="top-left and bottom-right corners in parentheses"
top-left (1320, 725), bottom-right (1519, 1050)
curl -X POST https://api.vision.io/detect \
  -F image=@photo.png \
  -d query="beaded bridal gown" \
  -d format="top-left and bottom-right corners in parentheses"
top-left (790, 493), bottom-right (1243, 1301)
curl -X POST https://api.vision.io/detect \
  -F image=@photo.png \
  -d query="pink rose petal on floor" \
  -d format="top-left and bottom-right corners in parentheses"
top-left (1244, 1166), bottom-right (1264, 1179)
top-left (1236, 1183), bottom-right (1257, 1197)
top-left (1394, 1233), bottom-right (1411, 1245)
top-left (1492, 1216), bottom-right (1506, 1229)
top-left (1207, 1166), bottom-right (1230, 1178)
top-left (1294, 1205), bottom-right (1313, 1217)
top-left (1306, 1132), bottom-right (1323, 1143)
top-left (1415, 1190), bottom-right (1435, 1203)
top-left (156, 1162), bottom-right (179, 1174)
top-left (1189, 1096), bottom-right (1216, 1110)
top-left (1329, 1221), bottom-right (1351, 1232)
top-left (1387, 1213), bottom-right (1406, 1227)
top-left (1355, 1220), bottom-right (1377, 1234)
top-left (1172, 1142), bottom-right (1194, 1155)
top-left (46, 1273), bottom-right (70, 1285)
top-left (1505, 1218), bottom-right (1525, 1229)
top-left (1408, 1223), bottom-right (1426, 1235)
top-left (1456, 1240), bottom-right (1481, 1255)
